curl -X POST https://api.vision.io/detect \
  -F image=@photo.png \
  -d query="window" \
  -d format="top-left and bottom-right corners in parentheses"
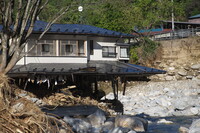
top-left (78, 40), bottom-right (85, 56)
top-left (65, 45), bottom-right (73, 53)
top-left (90, 40), bottom-right (94, 55)
top-left (102, 46), bottom-right (116, 57)
top-left (37, 40), bottom-right (55, 56)
top-left (60, 40), bottom-right (85, 56)
top-left (120, 47), bottom-right (129, 58)
top-left (42, 44), bottom-right (50, 52)
top-left (27, 39), bottom-right (56, 56)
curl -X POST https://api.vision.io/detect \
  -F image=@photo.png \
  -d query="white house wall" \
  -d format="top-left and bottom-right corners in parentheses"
top-left (16, 56), bottom-right (87, 65)
top-left (16, 34), bottom-right (88, 65)
top-left (16, 34), bottom-right (129, 65)
top-left (88, 37), bottom-right (125, 61)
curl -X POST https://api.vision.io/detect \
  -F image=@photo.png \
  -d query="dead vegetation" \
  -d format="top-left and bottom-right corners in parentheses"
top-left (0, 73), bottom-right (73, 133)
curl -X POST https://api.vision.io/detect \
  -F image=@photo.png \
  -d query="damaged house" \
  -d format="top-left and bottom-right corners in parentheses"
top-left (3, 21), bottom-right (165, 98)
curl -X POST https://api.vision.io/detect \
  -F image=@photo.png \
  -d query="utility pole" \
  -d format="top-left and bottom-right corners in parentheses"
top-left (171, 0), bottom-right (174, 31)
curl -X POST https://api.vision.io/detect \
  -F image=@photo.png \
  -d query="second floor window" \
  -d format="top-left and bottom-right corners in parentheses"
top-left (120, 47), bottom-right (129, 58)
top-left (102, 46), bottom-right (116, 57)
top-left (38, 40), bottom-right (55, 56)
top-left (42, 44), bottom-right (50, 52)
top-left (60, 40), bottom-right (85, 56)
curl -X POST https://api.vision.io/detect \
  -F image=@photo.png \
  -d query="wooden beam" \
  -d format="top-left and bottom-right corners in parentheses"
top-left (122, 76), bottom-right (127, 95)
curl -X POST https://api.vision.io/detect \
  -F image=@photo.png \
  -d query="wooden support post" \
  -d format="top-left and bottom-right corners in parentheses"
top-left (122, 76), bottom-right (127, 95)
top-left (112, 76), bottom-right (117, 100)
top-left (116, 77), bottom-right (119, 100)
top-left (23, 79), bottom-right (28, 90)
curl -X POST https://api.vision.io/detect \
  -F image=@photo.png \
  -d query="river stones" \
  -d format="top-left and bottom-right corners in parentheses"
top-left (87, 109), bottom-right (106, 128)
top-left (191, 64), bottom-right (200, 70)
top-left (63, 116), bottom-right (92, 133)
top-left (115, 115), bottom-right (148, 132)
top-left (179, 126), bottom-right (189, 133)
top-left (189, 119), bottom-right (200, 133)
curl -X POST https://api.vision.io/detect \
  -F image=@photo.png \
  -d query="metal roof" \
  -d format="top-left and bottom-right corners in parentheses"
top-left (8, 61), bottom-right (166, 77)
top-left (188, 14), bottom-right (200, 19)
top-left (0, 21), bottom-right (134, 38)
top-left (33, 21), bottom-right (134, 38)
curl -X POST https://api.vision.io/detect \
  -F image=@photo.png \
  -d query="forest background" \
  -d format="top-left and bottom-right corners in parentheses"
top-left (40, 0), bottom-right (200, 33)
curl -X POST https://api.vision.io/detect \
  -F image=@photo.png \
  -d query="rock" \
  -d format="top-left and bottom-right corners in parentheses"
top-left (189, 119), bottom-right (200, 133)
top-left (190, 107), bottom-right (199, 115)
top-left (186, 76), bottom-right (193, 79)
top-left (191, 64), bottom-right (200, 70)
top-left (178, 70), bottom-right (187, 76)
top-left (87, 109), bottom-right (106, 128)
top-left (108, 127), bottom-right (130, 133)
top-left (63, 116), bottom-right (92, 133)
top-left (168, 67), bottom-right (175, 71)
top-left (165, 76), bottom-right (174, 81)
top-left (115, 115), bottom-right (148, 132)
top-left (168, 71), bottom-right (176, 76)
top-left (179, 126), bottom-right (189, 133)
top-left (11, 103), bottom-right (24, 113)
top-left (157, 119), bottom-right (173, 124)
top-left (101, 121), bottom-right (115, 133)
top-left (174, 100), bottom-right (188, 110)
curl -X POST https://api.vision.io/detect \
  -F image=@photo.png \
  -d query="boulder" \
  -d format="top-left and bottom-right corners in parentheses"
top-left (189, 119), bottom-right (200, 133)
top-left (179, 126), bottom-right (189, 133)
top-left (63, 116), bottom-right (92, 133)
top-left (87, 109), bottom-right (106, 128)
top-left (115, 115), bottom-right (148, 132)
top-left (190, 107), bottom-right (199, 115)
top-left (101, 120), bottom-right (115, 133)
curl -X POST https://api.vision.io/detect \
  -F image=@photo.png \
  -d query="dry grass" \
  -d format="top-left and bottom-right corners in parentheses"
top-left (0, 73), bottom-right (73, 133)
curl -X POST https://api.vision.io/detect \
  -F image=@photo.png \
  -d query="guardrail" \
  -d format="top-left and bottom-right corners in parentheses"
top-left (152, 28), bottom-right (200, 41)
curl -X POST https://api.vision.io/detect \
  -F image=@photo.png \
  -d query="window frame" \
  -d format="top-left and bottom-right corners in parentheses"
top-left (102, 46), bottom-right (117, 58)
top-left (60, 40), bottom-right (85, 56)
top-left (120, 47), bottom-right (129, 58)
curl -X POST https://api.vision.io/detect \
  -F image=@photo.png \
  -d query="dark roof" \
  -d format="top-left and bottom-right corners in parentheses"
top-left (189, 14), bottom-right (200, 19)
top-left (0, 20), bottom-right (134, 38)
top-left (32, 21), bottom-right (134, 38)
top-left (8, 61), bottom-right (166, 77)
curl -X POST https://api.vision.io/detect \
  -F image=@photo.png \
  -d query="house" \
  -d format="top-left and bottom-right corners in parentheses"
top-left (9, 20), bottom-right (165, 78)
top-left (16, 21), bottom-right (131, 65)
top-left (4, 21), bottom-right (166, 99)
top-left (188, 14), bottom-right (200, 23)
top-left (135, 14), bottom-right (200, 40)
